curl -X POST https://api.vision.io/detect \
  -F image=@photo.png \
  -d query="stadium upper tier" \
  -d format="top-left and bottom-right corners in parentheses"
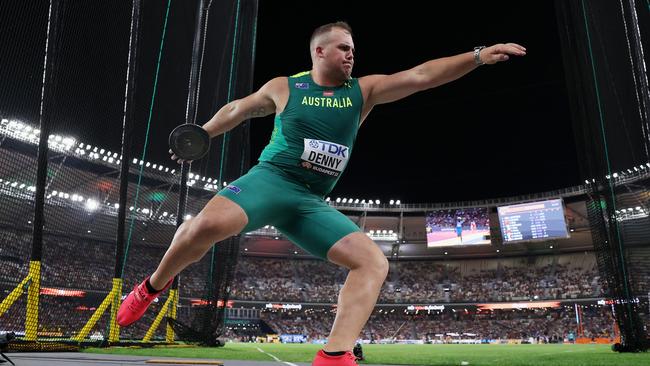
top-left (1, 118), bottom-right (649, 258)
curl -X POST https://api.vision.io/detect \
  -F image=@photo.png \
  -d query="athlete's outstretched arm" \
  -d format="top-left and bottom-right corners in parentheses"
top-left (170, 77), bottom-right (286, 163)
top-left (360, 43), bottom-right (526, 108)
top-left (201, 76), bottom-right (286, 138)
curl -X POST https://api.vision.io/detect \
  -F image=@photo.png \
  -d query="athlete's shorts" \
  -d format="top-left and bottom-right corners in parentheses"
top-left (217, 161), bottom-right (361, 260)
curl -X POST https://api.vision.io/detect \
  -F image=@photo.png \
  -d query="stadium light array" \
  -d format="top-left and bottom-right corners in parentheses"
top-left (328, 197), bottom-right (403, 206)
top-left (366, 229), bottom-right (398, 241)
top-left (614, 206), bottom-right (648, 221)
top-left (1, 174), bottom-right (180, 226)
top-left (0, 118), bottom-right (223, 192)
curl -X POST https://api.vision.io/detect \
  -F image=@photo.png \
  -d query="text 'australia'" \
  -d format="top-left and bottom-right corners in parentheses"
top-left (301, 96), bottom-right (352, 108)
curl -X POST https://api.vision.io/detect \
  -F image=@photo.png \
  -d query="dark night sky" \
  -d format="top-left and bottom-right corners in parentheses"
top-left (249, 1), bottom-right (581, 203)
top-left (0, 1), bottom-right (581, 204)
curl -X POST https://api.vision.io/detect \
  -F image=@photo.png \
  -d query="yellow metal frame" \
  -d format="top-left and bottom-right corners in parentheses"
top-left (143, 288), bottom-right (178, 342)
top-left (73, 278), bottom-right (122, 342)
top-left (166, 288), bottom-right (179, 342)
top-left (1, 267), bottom-right (179, 344)
top-left (0, 275), bottom-right (30, 316)
top-left (0, 261), bottom-right (41, 341)
top-left (76, 279), bottom-right (178, 344)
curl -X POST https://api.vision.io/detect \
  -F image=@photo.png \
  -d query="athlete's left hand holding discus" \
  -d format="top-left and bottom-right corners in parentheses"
top-left (169, 148), bottom-right (188, 165)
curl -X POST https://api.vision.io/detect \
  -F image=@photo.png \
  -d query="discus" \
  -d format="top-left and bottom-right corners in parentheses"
top-left (168, 124), bottom-right (210, 161)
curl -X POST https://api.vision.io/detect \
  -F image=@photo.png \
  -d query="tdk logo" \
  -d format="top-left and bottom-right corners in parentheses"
top-left (302, 138), bottom-right (350, 175)
top-left (309, 139), bottom-right (348, 158)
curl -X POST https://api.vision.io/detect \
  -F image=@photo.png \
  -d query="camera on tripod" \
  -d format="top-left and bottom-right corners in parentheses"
top-left (0, 332), bottom-right (15, 346)
top-left (0, 332), bottom-right (15, 365)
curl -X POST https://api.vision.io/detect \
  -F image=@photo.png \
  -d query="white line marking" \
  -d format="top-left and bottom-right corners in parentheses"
top-left (257, 347), bottom-right (299, 366)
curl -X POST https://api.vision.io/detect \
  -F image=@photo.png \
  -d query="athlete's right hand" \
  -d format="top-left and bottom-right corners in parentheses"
top-left (169, 149), bottom-right (192, 165)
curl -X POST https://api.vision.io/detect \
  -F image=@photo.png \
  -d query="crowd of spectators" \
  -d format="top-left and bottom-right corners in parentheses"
top-left (1, 227), bottom-right (647, 343)
top-left (0, 293), bottom-right (629, 343)
top-left (255, 306), bottom-right (618, 343)
top-left (425, 209), bottom-right (490, 230)
top-left (230, 255), bottom-right (604, 304)
top-left (0, 229), bottom-right (629, 306)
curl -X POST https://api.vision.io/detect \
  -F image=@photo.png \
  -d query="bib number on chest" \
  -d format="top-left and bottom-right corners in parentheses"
top-left (300, 139), bottom-right (349, 177)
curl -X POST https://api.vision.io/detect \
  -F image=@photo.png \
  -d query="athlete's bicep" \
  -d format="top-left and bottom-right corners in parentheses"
top-left (234, 93), bottom-right (274, 119)
top-left (360, 69), bottom-right (428, 108)
top-left (231, 77), bottom-right (287, 120)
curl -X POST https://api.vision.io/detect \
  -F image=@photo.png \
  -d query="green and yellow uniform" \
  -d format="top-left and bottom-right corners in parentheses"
top-left (218, 72), bottom-right (364, 259)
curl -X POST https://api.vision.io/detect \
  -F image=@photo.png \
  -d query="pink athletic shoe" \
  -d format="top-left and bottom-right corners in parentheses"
top-left (117, 277), bottom-right (172, 327)
top-left (312, 350), bottom-right (358, 366)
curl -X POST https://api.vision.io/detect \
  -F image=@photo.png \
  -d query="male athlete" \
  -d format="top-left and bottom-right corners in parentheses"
top-left (117, 21), bottom-right (525, 365)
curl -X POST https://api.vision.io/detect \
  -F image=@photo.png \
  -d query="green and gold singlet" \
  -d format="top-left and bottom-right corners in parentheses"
top-left (218, 72), bottom-right (364, 259)
top-left (259, 71), bottom-right (363, 196)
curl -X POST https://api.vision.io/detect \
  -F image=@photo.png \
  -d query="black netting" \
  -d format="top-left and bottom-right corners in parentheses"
top-left (0, 0), bottom-right (49, 322)
top-left (556, 0), bottom-right (650, 352)
top-left (0, 0), bottom-right (257, 349)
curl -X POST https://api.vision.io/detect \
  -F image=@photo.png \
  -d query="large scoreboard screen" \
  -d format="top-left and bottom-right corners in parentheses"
top-left (497, 199), bottom-right (569, 243)
top-left (426, 208), bottom-right (490, 247)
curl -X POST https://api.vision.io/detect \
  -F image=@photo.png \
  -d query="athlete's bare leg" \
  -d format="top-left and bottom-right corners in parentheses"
top-left (323, 232), bottom-right (389, 352)
top-left (149, 196), bottom-right (247, 290)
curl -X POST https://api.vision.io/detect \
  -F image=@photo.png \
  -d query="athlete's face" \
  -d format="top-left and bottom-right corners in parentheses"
top-left (320, 28), bottom-right (355, 80)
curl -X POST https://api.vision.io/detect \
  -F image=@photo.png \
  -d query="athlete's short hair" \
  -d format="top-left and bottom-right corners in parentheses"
top-left (310, 21), bottom-right (353, 52)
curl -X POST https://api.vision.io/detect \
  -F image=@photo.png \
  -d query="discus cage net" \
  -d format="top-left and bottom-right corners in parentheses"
top-left (0, 0), bottom-right (258, 349)
top-left (556, 0), bottom-right (650, 352)
top-left (2, 0), bottom-right (650, 355)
